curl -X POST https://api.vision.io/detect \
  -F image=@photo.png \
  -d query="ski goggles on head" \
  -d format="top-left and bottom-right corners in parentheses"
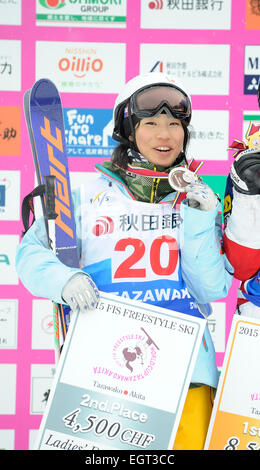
top-left (128, 85), bottom-right (191, 122)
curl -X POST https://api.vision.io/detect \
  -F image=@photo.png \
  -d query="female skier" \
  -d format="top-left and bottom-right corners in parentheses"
top-left (16, 72), bottom-right (233, 449)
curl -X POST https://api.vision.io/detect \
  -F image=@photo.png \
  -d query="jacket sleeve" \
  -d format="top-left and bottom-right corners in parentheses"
top-left (223, 175), bottom-right (260, 281)
top-left (15, 188), bottom-right (83, 304)
top-left (180, 199), bottom-right (233, 304)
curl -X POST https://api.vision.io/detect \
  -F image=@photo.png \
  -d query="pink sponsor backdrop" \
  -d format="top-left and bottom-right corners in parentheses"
top-left (0, 0), bottom-right (258, 450)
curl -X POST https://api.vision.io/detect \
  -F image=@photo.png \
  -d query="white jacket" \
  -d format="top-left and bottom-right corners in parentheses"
top-left (16, 165), bottom-right (233, 387)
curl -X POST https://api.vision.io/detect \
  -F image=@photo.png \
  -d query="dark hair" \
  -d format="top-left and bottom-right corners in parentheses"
top-left (112, 120), bottom-right (190, 169)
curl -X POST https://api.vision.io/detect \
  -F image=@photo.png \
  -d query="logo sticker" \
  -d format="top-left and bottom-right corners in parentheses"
top-left (112, 328), bottom-right (159, 379)
top-left (244, 45), bottom-right (260, 95)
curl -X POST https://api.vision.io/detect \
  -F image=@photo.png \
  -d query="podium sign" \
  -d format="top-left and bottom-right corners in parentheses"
top-left (35, 293), bottom-right (206, 450)
top-left (205, 315), bottom-right (260, 450)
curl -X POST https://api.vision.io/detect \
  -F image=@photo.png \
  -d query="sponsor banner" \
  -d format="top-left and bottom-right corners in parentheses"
top-left (141, 0), bottom-right (231, 30)
top-left (34, 293), bottom-right (205, 450)
top-left (246, 0), bottom-right (260, 29)
top-left (0, 40), bottom-right (21, 92)
top-left (0, 364), bottom-right (16, 414)
top-left (0, 171), bottom-right (20, 220)
top-left (205, 315), bottom-right (260, 450)
top-left (0, 299), bottom-right (18, 349)
top-left (0, 107), bottom-right (21, 157)
top-left (32, 300), bottom-right (55, 350)
top-left (36, 0), bottom-right (126, 28)
top-left (64, 108), bottom-right (116, 157)
top-left (187, 110), bottom-right (229, 160)
top-left (36, 41), bottom-right (126, 94)
top-left (0, 235), bottom-right (19, 285)
top-left (244, 45), bottom-right (260, 95)
top-left (140, 44), bottom-right (230, 95)
top-left (30, 364), bottom-right (56, 415)
top-left (0, 0), bottom-right (21, 25)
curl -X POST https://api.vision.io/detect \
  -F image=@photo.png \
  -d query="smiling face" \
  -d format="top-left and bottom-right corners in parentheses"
top-left (130, 113), bottom-right (185, 167)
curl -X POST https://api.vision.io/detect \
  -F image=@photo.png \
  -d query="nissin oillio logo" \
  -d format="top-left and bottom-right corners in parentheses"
top-left (39, 0), bottom-right (66, 8)
top-left (58, 55), bottom-right (103, 78)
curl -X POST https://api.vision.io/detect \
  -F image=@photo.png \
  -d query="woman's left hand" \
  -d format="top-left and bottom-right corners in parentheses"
top-left (186, 181), bottom-right (218, 211)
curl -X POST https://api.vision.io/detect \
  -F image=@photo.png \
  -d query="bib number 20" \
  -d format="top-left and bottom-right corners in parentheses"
top-left (114, 236), bottom-right (178, 279)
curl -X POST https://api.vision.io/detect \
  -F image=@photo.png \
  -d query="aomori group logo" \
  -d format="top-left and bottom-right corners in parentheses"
top-left (39, 0), bottom-right (65, 8)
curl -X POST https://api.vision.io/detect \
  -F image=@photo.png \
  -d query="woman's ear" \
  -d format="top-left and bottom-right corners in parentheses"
top-left (129, 135), bottom-right (134, 142)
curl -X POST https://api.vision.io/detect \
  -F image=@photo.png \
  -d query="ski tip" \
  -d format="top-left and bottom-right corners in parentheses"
top-left (30, 79), bottom-right (60, 111)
